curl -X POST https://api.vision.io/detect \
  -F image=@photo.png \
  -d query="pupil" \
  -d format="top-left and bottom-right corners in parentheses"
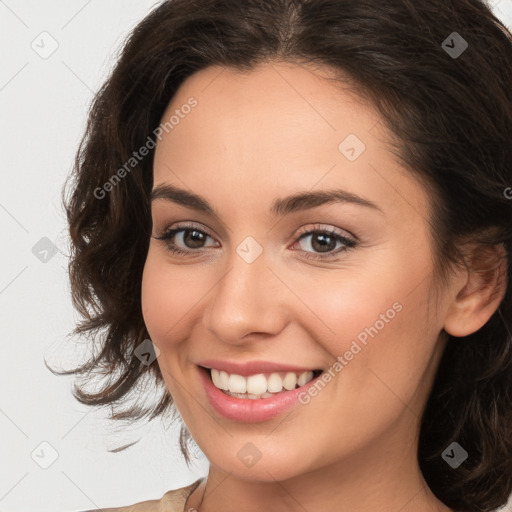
top-left (312, 233), bottom-right (335, 253)
top-left (185, 230), bottom-right (205, 248)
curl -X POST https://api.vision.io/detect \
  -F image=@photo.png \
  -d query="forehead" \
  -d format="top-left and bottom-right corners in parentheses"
top-left (157, 61), bottom-right (380, 158)
top-left (152, 61), bottom-right (430, 224)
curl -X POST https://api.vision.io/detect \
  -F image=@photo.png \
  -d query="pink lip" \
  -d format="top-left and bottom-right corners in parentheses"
top-left (197, 365), bottom-right (324, 423)
top-left (197, 359), bottom-right (320, 376)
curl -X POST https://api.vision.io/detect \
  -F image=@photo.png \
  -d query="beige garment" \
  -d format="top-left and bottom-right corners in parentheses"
top-left (78, 478), bottom-right (204, 512)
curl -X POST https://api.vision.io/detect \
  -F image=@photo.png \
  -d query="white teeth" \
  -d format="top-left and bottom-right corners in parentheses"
top-left (209, 368), bottom-right (318, 397)
top-left (211, 369), bottom-right (221, 389)
top-left (297, 371), bottom-right (314, 387)
top-left (228, 374), bottom-right (247, 393)
top-left (219, 370), bottom-right (229, 390)
top-left (267, 373), bottom-right (283, 393)
top-left (211, 369), bottom-right (229, 390)
top-left (282, 372), bottom-right (297, 390)
top-left (246, 374), bottom-right (267, 395)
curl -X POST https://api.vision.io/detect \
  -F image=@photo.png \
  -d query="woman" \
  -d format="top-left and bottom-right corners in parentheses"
top-left (58, 0), bottom-right (512, 510)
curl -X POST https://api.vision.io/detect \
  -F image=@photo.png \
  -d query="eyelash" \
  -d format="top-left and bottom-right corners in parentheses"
top-left (154, 223), bottom-right (358, 261)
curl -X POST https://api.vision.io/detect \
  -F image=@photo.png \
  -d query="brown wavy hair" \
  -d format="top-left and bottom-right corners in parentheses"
top-left (51, 0), bottom-right (512, 510)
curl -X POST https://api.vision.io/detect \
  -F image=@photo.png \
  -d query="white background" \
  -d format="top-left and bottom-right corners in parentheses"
top-left (1, 1), bottom-right (511, 511)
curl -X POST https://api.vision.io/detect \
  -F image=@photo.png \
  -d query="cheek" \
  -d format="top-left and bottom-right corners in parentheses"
top-left (302, 282), bottom-right (407, 392)
top-left (297, 254), bottom-right (436, 394)
top-left (141, 251), bottom-right (201, 345)
top-left (141, 254), bottom-right (198, 401)
top-left (288, 264), bottom-right (405, 350)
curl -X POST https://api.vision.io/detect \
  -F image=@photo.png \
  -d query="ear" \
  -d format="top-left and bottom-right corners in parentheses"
top-left (443, 242), bottom-right (508, 337)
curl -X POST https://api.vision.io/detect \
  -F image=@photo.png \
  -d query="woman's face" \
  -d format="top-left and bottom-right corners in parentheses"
top-left (141, 61), bottom-right (454, 480)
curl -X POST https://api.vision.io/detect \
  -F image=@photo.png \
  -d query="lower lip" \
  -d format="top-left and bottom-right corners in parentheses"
top-left (198, 366), bottom-right (323, 423)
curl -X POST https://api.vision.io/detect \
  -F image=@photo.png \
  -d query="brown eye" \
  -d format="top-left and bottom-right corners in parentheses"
top-left (293, 227), bottom-right (357, 261)
top-left (308, 232), bottom-right (338, 253)
top-left (154, 225), bottom-right (218, 254)
top-left (180, 229), bottom-right (208, 249)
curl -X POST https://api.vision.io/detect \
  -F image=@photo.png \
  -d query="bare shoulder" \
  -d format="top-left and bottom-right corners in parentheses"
top-left (75, 478), bottom-right (204, 512)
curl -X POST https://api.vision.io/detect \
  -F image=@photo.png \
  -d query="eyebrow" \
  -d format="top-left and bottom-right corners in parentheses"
top-left (150, 183), bottom-right (384, 217)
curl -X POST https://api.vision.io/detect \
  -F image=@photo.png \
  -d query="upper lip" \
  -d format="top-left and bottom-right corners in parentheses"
top-left (197, 359), bottom-right (322, 376)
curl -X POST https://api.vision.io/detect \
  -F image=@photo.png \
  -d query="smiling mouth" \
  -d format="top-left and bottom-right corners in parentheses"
top-left (200, 366), bottom-right (324, 399)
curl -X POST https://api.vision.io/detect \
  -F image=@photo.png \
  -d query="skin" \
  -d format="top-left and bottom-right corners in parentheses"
top-left (141, 61), bottom-right (506, 512)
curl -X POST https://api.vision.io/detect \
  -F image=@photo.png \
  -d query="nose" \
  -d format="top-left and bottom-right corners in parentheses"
top-left (201, 243), bottom-right (289, 345)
